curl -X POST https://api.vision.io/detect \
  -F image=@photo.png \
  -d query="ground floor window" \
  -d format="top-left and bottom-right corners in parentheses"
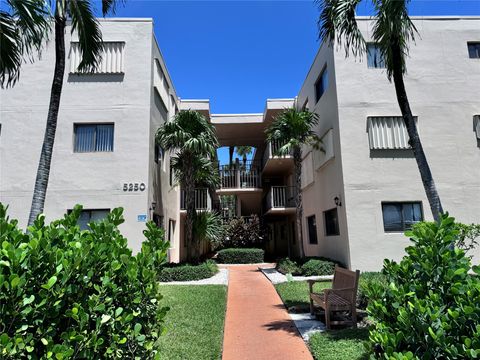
top-left (324, 208), bottom-right (340, 236)
top-left (168, 219), bottom-right (176, 245)
top-left (307, 215), bottom-right (318, 244)
top-left (75, 209), bottom-right (110, 230)
top-left (382, 202), bottom-right (423, 232)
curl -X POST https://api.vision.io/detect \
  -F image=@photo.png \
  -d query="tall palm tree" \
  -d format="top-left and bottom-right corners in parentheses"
top-left (266, 108), bottom-right (321, 258)
top-left (317, 0), bottom-right (443, 221)
top-left (157, 110), bottom-right (219, 261)
top-left (20, 0), bottom-right (124, 226)
top-left (236, 145), bottom-right (253, 165)
top-left (0, 0), bottom-right (50, 88)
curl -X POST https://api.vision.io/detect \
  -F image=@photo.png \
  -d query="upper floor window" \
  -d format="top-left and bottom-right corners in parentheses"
top-left (70, 42), bottom-right (125, 74)
top-left (154, 144), bottom-right (164, 164)
top-left (74, 124), bottom-right (114, 153)
top-left (367, 43), bottom-right (386, 68)
top-left (315, 66), bottom-right (328, 103)
top-left (324, 208), bottom-right (340, 236)
top-left (307, 215), bottom-right (318, 244)
top-left (367, 116), bottom-right (416, 150)
top-left (468, 42), bottom-right (480, 59)
top-left (382, 202), bottom-right (423, 232)
top-left (474, 115), bottom-right (480, 145)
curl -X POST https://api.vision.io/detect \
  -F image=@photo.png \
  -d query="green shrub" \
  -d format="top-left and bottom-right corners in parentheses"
top-left (357, 272), bottom-right (386, 310)
top-left (216, 248), bottom-right (264, 264)
top-left (276, 258), bottom-right (302, 275)
top-left (221, 216), bottom-right (267, 249)
top-left (367, 214), bottom-right (480, 359)
top-left (159, 260), bottom-right (219, 282)
top-left (0, 204), bottom-right (170, 359)
top-left (194, 212), bottom-right (225, 251)
top-left (300, 258), bottom-right (336, 276)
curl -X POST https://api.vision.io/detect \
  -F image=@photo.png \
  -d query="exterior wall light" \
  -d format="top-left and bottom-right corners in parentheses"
top-left (334, 196), bottom-right (342, 207)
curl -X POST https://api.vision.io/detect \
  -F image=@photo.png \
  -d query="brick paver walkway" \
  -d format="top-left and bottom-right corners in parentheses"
top-left (222, 264), bottom-right (313, 360)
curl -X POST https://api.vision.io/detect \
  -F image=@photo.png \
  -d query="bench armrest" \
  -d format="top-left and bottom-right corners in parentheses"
top-left (324, 287), bottom-right (356, 302)
top-left (307, 279), bottom-right (328, 293)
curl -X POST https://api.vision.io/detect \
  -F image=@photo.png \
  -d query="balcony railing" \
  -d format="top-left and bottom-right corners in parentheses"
top-left (180, 188), bottom-right (211, 210)
top-left (219, 161), bottom-right (261, 189)
top-left (265, 186), bottom-right (295, 211)
top-left (262, 140), bottom-right (293, 168)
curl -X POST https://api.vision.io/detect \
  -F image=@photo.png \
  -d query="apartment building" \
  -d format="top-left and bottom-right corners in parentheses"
top-left (0, 19), bottom-right (182, 255)
top-left (1, 16), bottom-right (479, 270)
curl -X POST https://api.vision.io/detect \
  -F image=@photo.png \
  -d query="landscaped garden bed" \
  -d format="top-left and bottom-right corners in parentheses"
top-left (158, 285), bottom-right (227, 360)
top-left (276, 257), bottom-right (342, 276)
top-left (158, 260), bottom-right (219, 282)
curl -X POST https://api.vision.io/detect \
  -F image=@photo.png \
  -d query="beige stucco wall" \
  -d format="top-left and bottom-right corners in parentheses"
top-left (0, 19), bottom-right (164, 253)
top-left (297, 42), bottom-right (351, 267)
top-left (334, 17), bottom-right (480, 270)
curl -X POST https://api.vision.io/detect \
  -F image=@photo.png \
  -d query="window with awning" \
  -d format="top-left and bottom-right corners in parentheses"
top-left (367, 116), bottom-right (417, 150)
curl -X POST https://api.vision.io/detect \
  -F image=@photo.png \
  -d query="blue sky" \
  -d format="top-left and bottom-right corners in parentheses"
top-left (103, 0), bottom-right (480, 163)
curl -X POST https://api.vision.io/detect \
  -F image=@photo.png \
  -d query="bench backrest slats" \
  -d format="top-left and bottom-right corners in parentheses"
top-left (332, 265), bottom-right (360, 303)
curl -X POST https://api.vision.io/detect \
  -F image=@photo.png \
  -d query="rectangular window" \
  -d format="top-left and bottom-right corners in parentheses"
top-left (382, 202), bottom-right (423, 232)
top-left (367, 116), bottom-right (416, 150)
top-left (76, 209), bottom-right (109, 230)
top-left (168, 219), bottom-right (176, 244)
top-left (70, 42), bottom-right (125, 74)
top-left (474, 115), bottom-right (480, 141)
top-left (367, 43), bottom-right (386, 68)
top-left (315, 66), bottom-right (328, 103)
top-left (307, 215), bottom-right (318, 244)
top-left (74, 124), bottom-right (114, 153)
top-left (154, 144), bottom-right (164, 164)
top-left (324, 208), bottom-right (340, 236)
top-left (169, 161), bottom-right (174, 186)
top-left (468, 42), bottom-right (480, 59)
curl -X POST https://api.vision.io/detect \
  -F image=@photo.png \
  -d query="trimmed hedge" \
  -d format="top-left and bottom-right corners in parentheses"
top-left (0, 205), bottom-right (169, 359)
top-left (276, 257), bottom-right (339, 276)
top-left (159, 260), bottom-right (218, 282)
top-left (216, 248), bottom-right (264, 264)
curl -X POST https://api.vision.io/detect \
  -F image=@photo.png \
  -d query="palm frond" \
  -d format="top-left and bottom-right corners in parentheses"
top-left (101, 0), bottom-right (125, 16)
top-left (68, 0), bottom-right (102, 73)
top-left (316, 0), bottom-right (366, 57)
top-left (0, 0), bottom-right (50, 88)
top-left (372, 0), bottom-right (417, 79)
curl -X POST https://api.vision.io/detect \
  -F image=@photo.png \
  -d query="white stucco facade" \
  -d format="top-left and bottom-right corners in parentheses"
top-left (1, 17), bottom-right (479, 270)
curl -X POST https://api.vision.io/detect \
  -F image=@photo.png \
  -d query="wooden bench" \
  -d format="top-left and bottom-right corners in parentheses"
top-left (308, 265), bottom-right (360, 329)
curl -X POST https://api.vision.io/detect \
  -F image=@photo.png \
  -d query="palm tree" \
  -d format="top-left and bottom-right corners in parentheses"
top-left (266, 108), bottom-right (321, 258)
top-left (157, 110), bottom-right (219, 261)
top-left (236, 145), bottom-right (253, 165)
top-left (18, 1), bottom-right (124, 226)
top-left (317, 0), bottom-right (443, 221)
top-left (0, 0), bottom-right (50, 88)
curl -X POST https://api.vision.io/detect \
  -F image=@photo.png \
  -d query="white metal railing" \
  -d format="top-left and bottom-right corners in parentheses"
top-left (219, 161), bottom-right (261, 189)
top-left (265, 186), bottom-right (295, 210)
top-left (180, 188), bottom-right (211, 210)
top-left (263, 140), bottom-right (292, 166)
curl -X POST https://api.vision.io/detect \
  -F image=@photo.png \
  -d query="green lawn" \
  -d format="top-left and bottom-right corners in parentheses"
top-left (275, 281), bottom-right (369, 360)
top-left (158, 285), bottom-right (227, 360)
top-left (275, 280), bottom-right (331, 310)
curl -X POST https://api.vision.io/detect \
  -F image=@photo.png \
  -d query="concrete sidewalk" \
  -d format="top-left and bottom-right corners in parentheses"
top-left (222, 264), bottom-right (313, 360)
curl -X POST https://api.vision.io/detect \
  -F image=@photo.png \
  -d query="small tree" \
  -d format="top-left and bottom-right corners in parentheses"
top-left (266, 108), bottom-right (321, 258)
top-left (235, 145), bottom-right (253, 165)
top-left (367, 215), bottom-right (480, 358)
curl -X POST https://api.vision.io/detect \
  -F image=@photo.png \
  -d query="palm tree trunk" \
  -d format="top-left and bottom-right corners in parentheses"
top-left (28, 13), bottom-right (66, 226)
top-left (293, 147), bottom-right (305, 258)
top-left (183, 158), bottom-right (197, 262)
top-left (391, 43), bottom-right (443, 221)
top-left (229, 146), bottom-right (234, 166)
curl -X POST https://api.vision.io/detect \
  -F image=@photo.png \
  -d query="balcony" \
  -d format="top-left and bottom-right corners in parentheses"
top-left (180, 188), bottom-right (211, 211)
top-left (264, 186), bottom-right (296, 215)
top-left (218, 161), bottom-right (262, 194)
top-left (262, 140), bottom-right (293, 175)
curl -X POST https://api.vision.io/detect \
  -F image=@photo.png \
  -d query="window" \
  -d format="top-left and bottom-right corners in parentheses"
top-left (74, 124), bottom-right (114, 152)
top-left (307, 215), bottom-right (318, 244)
top-left (468, 42), bottom-right (480, 59)
top-left (168, 219), bottom-right (176, 244)
top-left (324, 208), bottom-right (340, 236)
top-left (367, 116), bottom-right (416, 150)
top-left (315, 66), bottom-right (328, 102)
top-left (76, 209), bottom-right (109, 230)
top-left (474, 115), bottom-right (480, 141)
top-left (367, 43), bottom-right (386, 68)
top-left (154, 144), bottom-right (164, 164)
top-left (169, 161), bottom-right (175, 186)
top-left (70, 42), bottom-right (125, 74)
top-left (382, 202), bottom-right (423, 232)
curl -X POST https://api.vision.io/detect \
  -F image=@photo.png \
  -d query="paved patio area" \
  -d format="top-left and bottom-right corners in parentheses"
top-left (222, 264), bottom-right (313, 360)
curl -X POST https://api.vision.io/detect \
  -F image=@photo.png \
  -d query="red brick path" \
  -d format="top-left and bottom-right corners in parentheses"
top-left (222, 265), bottom-right (313, 360)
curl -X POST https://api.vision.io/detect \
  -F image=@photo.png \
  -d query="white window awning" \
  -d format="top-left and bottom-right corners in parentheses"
top-left (367, 116), bottom-right (417, 150)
